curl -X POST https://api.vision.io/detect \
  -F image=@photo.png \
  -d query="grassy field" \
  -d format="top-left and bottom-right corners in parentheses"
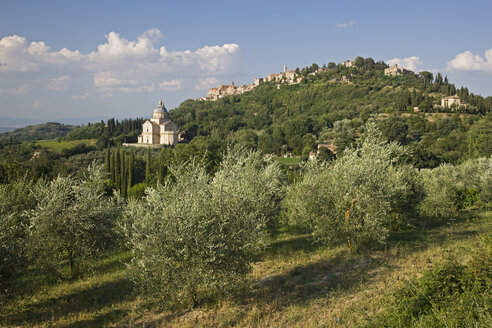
top-left (1, 211), bottom-right (490, 327)
top-left (35, 139), bottom-right (97, 154)
top-left (274, 157), bottom-right (302, 166)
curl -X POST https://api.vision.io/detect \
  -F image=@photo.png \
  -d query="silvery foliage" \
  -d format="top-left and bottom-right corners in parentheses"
top-left (0, 178), bottom-right (36, 288)
top-left (123, 146), bottom-right (283, 305)
top-left (285, 123), bottom-right (422, 249)
top-left (420, 156), bottom-right (492, 217)
top-left (29, 163), bottom-right (121, 278)
top-left (476, 156), bottom-right (492, 203)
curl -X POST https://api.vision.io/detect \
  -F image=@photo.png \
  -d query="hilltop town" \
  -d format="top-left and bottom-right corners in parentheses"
top-left (200, 60), bottom-right (415, 101)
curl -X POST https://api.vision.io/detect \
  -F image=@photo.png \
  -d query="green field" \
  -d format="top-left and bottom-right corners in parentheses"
top-left (35, 139), bottom-right (97, 154)
top-left (274, 156), bottom-right (302, 166)
top-left (1, 211), bottom-right (490, 327)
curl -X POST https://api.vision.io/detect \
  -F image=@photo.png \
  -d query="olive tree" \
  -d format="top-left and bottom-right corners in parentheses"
top-left (123, 147), bottom-right (283, 306)
top-left (28, 163), bottom-right (121, 279)
top-left (0, 177), bottom-right (36, 292)
top-left (285, 124), bottom-right (423, 250)
top-left (420, 157), bottom-right (492, 217)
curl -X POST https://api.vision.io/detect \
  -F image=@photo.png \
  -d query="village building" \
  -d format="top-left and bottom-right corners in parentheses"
top-left (384, 64), bottom-right (412, 76)
top-left (441, 95), bottom-right (462, 108)
top-left (343, 60), bottom-right (355, 67)
top-left (137, 100), bottom-right (178, 146)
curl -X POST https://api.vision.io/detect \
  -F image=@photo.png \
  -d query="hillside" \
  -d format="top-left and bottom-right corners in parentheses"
top-left (170, 59), bottom-right (492, 166)
top-left (0, 122), bottom-right (73, 142)
top-left (1, 210), bottom-right (490, 327)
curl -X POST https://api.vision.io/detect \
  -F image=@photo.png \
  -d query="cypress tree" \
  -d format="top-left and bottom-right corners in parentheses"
top-left (145, 147), bottom-right (151, 184)
top-left (158, 148), bottom-right (165, 183)
top-left (120, 149), bottom-right (126, 196)
top-left (128, 148), bottom-right (134, 191)
top-left (115, 148), bottom-right (120, 191)
top-left (105, 145), bottom-right (111, 173)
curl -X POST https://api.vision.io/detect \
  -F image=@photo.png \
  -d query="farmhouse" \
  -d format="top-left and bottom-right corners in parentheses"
top-left (441, 95), bottom-right (462, 109)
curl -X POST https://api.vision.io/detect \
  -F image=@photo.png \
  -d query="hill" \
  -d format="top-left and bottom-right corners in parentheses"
top-left (0, 122), bottom-right (74, 142)
top-left (169, 58), bottom-right (492, 166)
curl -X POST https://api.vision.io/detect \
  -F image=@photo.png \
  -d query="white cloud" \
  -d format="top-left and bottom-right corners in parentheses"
top-left (159, 79), bottom-right (183, 91)
top-left (72, 93), bottom-right (88, 100)
top-left (194, 77), bottom-right (219, 90)
top-left (336, 20), bottom-right (355, 28)
top-left (93, 71), bottom-right (136, 87)
top-left (387, 56), bottom-right (422, 71)
top-left (47, 75), bottom-right (71, 91)
top-left (32, 99), bottom-right (40, 109)
top-left (0, 35), bottom-right (80, 72)
top-left (0, 83), bottom-right (30, 94)
top-left (0, 29), bottom-right (240, 100)
top-left (447, 48), bottom-right (492, 73)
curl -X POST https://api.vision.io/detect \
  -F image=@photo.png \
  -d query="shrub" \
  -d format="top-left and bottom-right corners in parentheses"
top-left (420, 157), bottom-right (491, 217)
top-left (284, 124), bottom-right (423, 250)
top-left (123, 147), bottom-right (283, 307)
top-left (28, 163), bottom-right (121, 279)
top-left (370, 240), bottom-right (491, 327)
top-left (0, 177), bottom-right (36, 292)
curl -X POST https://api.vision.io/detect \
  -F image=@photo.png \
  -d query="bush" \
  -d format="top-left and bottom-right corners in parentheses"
top-left (284, 124), bottom-right (423, 250)
top-left (122, 146), bottom-right (283, 307)
top-left (0, 177), bottom-right (36, 292)
top-left (420, 157), bottom-right (491, 217)
top-left (370, 240), bottom-right (491, 327)
top-left (28, 163), bottom-right (121, 279)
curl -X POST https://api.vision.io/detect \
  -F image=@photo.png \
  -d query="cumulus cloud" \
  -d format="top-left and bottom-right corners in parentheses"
top-left (0, 28), bottom-right (240, 103)
top-left (47, 75), bottom-right (71, 91)
top-left (0, 29), bottom-right (239, 76)
top-left (447, 48), bottom-right (492, 73)
top-left (336, 20), bottom-right (355, 28)
top-left (0, 35), bottom-right (80, 72)
top-left (387, 56), bottom-right (423, 71)
top-left (93, 71), bottom-right (135, 87)
top-left (159, 79), bottom-right (183, 91)
top-left (0, 83), bottom-right (30, 94)
top-left (194, 77), bottom-right (219, 90)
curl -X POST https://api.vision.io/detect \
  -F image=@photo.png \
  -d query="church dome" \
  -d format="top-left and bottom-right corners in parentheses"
top-left (153, 100), bottom-right (169, 119)
top-left (153, 100), bottom-right (167, 113)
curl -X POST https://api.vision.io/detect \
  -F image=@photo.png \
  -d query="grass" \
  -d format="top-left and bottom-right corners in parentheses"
top-left (35, 139), bottom-right (97, 154)
top-left (275, 157), bottom-right (302, 166)
top-left (1, 211), bottom-right (490, 327)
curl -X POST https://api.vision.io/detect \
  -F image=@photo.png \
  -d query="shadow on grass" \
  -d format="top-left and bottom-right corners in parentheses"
top-left (3, 276), bottom-right (133, 327)
top-left (248, 250), bottom-right (381, 309)
top-left (387, 215), bottom-right (478, 250)
top-left (262, 234), bottom-right (320, 259)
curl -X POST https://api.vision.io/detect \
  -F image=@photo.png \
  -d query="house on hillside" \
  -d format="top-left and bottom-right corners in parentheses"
top-left (441, 95), bottom-right (463, 109)
top-left (384, 64), bottom-right (412, 76)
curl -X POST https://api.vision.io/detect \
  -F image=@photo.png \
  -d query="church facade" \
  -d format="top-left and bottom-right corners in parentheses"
top-left (137, 100), bottom-right (178, 145)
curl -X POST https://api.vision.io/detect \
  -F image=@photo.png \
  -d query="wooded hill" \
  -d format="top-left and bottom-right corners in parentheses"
top-left (169, 58), bottom-right (492, 166)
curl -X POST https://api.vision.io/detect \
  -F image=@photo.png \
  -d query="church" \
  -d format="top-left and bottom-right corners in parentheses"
top-left (137, 100), bottom-right (178, 145)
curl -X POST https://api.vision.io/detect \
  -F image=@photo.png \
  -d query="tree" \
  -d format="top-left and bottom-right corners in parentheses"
top-left (28, 164), bottom-right (121, 279)
top-left (285, 124), bottom-right (423, 250)
top-left (327, 62), bottom-right (336, 69)
top-left (123, 146), bottom-right (283, 306)
top-left (419, 71), bottom-right (433, 85)
top-left (379, 115), bottom-right (409, 144)
top-left (354, 56), bottom-right (365, 68)
top-left (0, 178), bottom-right (36, 292)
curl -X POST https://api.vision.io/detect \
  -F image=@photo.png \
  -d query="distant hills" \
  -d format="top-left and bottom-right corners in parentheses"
top-left (0, 122), bottom-right (74, 142)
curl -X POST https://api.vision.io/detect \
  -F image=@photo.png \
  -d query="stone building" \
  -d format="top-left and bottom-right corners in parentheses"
top-left (137, 100), bottom-right (178, 145)
top-left (384, 64), bottom-right (412, 76)
top-left (441, 95), bottom-right (462, 108)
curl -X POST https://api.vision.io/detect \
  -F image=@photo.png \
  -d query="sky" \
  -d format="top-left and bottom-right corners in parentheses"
top-left (1, 0), bottom-right (491, 126)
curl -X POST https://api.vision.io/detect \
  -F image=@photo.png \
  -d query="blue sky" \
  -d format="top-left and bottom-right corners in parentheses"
top-left (1, 0), bottom-right (491, 126)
